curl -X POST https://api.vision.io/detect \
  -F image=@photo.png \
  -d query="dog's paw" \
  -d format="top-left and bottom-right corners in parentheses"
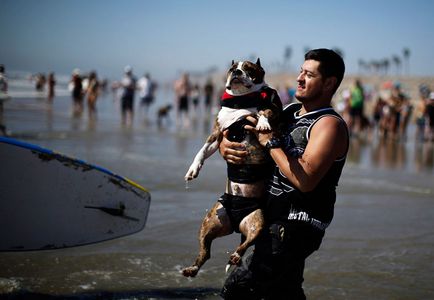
top-left (256, 115), bottom-right (271, 131)
top-left (184, 171), bottom-right (196, 181)
top-left (228, 252), bottom-right (242, 266)
top-left (184, 163), bottom-right (202, 181)
top-left (184, 169), bottom-right (199, 181)
top-left (181, 266), bottom-right (199, 277)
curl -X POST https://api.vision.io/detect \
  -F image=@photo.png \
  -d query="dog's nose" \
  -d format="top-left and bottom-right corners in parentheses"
top-left (232, 69), bottom-right (242, 76)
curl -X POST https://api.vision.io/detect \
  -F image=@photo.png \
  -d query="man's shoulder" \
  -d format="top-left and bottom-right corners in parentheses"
top-left (282, 102), bottom-right (301, 119)
top-left (311, 114), bottom-right (349, 143)
top-left (283, 102), bottom-right (302, 111)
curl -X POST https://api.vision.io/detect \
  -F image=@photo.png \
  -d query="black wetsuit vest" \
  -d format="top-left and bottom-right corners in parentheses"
top-left (266, 103), bottom-right (349, 231)
top-left (222, 87), bottom-right (281, 183)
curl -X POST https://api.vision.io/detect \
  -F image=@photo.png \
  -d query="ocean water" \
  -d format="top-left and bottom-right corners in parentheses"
top-left (0, 79), bottom-right (433, 299)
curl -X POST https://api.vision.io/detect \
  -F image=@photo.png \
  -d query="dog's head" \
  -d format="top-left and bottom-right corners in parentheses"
top-left (225, 59), bottom-right (265, 96)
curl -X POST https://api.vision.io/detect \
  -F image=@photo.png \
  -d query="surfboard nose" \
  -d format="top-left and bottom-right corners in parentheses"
top-left (0, 136), bottom-right (151, 251)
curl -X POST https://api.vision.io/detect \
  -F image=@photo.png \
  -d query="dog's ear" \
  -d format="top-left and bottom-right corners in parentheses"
top-left (231, 60), bottom-right (235, 65)
top-left (256, 58), bottom-right (261, 67)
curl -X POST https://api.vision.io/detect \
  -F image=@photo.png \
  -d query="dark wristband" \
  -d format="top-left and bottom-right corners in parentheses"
top-left (265, 137), bottom-right (281, 150)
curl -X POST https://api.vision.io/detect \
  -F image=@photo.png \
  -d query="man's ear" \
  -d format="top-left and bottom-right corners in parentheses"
top-left (325, 77), bottom-right (337, 93)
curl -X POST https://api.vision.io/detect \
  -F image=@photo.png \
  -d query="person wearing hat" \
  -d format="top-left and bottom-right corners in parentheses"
top-left (120, 65), bottom-right (136, 126)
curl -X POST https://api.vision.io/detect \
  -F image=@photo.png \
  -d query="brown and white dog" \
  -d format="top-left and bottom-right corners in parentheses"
top-left (182, 59), bottom-right (282, 277)
top-left (156, 104), bottom-right (172, 127)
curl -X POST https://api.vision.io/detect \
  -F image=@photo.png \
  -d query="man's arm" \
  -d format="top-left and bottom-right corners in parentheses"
top-left (267, 116), bottom-right (348, 192)
top-left (220, 116), bottom-right (348, 192)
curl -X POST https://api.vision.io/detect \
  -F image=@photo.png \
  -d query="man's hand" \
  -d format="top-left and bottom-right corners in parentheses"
top-left (219, 130), bottom-right (248, 164)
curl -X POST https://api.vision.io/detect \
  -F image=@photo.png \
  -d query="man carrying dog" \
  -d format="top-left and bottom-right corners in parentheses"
top-left (219, 48), bottom-right (348, 299)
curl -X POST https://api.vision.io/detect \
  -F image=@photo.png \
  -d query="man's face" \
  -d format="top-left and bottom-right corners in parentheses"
top-left (295, 59), bottom-right (324, 102)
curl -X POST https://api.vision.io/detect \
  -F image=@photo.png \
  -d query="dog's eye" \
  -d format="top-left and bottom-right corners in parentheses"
top-left (244, 66), bottom-right (254, 76)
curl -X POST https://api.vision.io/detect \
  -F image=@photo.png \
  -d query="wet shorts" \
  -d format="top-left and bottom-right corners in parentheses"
top-left (121, 96), bottom-right (134, 112)
top-left (218, 193), bottom-right (263, 233)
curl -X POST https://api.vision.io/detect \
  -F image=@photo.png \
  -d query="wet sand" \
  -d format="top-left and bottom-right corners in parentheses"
top-left (0, 88), bottom-right (433, 299)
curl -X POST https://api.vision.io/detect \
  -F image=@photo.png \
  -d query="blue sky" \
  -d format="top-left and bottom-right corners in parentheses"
top-left (1, 0), bottom-right (434, 82)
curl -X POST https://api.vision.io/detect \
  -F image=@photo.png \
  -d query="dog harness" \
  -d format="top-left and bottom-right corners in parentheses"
top-left (220, 86), bottom-right (278, 110)
top-left (221, 87), bottom-right (281, 184)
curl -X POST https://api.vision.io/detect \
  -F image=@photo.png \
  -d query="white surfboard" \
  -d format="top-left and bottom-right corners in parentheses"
top-left (0, 137), bottom-right (151, 251)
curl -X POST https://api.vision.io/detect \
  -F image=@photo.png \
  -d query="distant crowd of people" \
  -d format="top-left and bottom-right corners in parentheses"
top-left (337, 79), bottom-right (434, 142)
top-left (68, 66), bottom-right (219, 129)
top-left (67, 69), bottom-right (110, 121)
top-left (2, 61), bottom-right (434, 142)
top-left (32, 72), bottom-right (56, 100)
top-left (173, 72), bottom-right (216, 129)
top-left (45, 68), bottom-right (434, 140)
top-left (109, 66), bottom-right (158, 127)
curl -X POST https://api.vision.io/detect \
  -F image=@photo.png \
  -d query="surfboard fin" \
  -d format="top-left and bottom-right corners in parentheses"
top-left (85, 204), bottom-right (125, 216)
top-left (84, 204), bottom-right (140, 222)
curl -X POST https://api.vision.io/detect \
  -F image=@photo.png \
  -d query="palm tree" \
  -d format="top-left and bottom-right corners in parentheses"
top-left (382, 58), bottom-right (390, 75)
top-left (392, 55), bottom-right (402, 76)
top-left (283, 46), bottom-right (292, 71)
top-left (370, 60), bottom-right (381, 75)
top-left (358, 59), bottom-right (367, 74)
top-left (403, 48), bottom-right (410, 76)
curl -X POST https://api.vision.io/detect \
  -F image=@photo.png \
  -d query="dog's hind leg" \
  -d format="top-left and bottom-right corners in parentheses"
top-left (227, 208), bottom-right (265, 267)
top-left (182, 202), bottom-right (232, 277)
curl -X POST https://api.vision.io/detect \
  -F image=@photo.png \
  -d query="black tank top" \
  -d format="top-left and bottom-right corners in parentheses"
top-left (266, 103), bottom-right (349, 231)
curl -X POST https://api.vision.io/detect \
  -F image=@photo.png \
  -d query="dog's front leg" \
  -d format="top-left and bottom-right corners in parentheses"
top-left (185, 129), bottom-right (222, 181)
top-left (256, 109), bottom-right (272, 131)
top-left (182, 202), bottom-right (232, 277)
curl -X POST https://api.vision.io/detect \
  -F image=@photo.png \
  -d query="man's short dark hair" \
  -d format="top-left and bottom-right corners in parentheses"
top-left (305, 48), bottom-right (345, 93)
